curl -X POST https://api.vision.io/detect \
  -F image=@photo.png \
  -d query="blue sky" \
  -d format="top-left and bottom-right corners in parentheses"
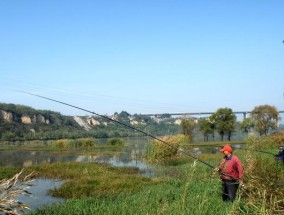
top-left (0, 0), bottom-right (283, 119)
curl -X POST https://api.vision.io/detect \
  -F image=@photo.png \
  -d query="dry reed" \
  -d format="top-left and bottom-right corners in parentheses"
top-left (237, 135), bottom-right (284, 214)
top-left (0, 169), bottom-right (34, 215)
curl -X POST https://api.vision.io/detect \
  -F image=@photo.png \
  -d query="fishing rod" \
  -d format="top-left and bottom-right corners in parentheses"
top-left (17, 91), bottom-right (216, 169)
top-left (232, 147), bottom-right (276, 156)
top-left (191, 144), bottom-right (277, 156)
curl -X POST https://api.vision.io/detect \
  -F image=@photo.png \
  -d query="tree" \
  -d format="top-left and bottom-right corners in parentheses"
top-left (198, 118), bottom-right (214, 142)
top-left (210, 108), bottom-right (236, 141)
top-left (250, 105), bottom-right (279, 136)
top-left (118, 111), bottom-right (130, 119)
top-left (239, 117), bottom-right (254, 134)
top-left (160, 113), bottom-right (171, 119)
top-left (117, 111), bottom-right (131, 124)
top-left (180, 117), bottom-right (196, 142)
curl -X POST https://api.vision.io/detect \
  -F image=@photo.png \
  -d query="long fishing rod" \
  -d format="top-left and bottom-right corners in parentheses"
top-left (18, 91), bottom-right (215, 169)
top-left (232, 147), bottom-right (276, 156)
top-left (191, 144), bottom-right (277, 156)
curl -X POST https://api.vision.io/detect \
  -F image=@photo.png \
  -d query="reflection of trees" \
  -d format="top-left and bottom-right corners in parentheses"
top-left (0, 151), bottom-right (80, 167)
top-left (0, 138), bottom-right (150, 168)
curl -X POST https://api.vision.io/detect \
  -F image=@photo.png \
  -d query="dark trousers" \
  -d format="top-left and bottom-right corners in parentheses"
top-left (222, 180), bottom-right (239, 202)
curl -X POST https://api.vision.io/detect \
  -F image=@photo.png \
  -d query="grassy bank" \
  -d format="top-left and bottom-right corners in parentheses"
top-left (28, 163), bottom-right (157, 199)
top-left (26, 160), bottom-right (231, 215)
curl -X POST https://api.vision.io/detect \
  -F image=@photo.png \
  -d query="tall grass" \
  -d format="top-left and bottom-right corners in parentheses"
top-left (144, 134), bottom-right (190, 162)
top-left (234, 133), bottom-right (284, 214)
top-left (25, 163), bottom-right (156, 199)
top-left (30, 161), bottom-right (232, 215)
top-left (49, 138), bottom-right (96, 148)
top-left (216, 132), bottom-right (284, 214)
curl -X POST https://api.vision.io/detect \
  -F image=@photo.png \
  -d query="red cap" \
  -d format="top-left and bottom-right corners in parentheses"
top-left (220, 144), bottom-right (232, 153)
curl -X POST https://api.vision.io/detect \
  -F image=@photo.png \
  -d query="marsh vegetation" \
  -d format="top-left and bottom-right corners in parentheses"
top-left (0, 133), bottom-right (284, 214)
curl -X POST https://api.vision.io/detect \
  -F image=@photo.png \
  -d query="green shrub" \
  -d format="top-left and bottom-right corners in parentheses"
top-left (107, 138), bottom-right (124, 146)
top-left (74, 138), bottom-right (96, 147)
top-left (145, 134), bottom-right (189, 162)
top-left (49, 138), bottom-right (96, 148)
top-left (53, 139), bottom-right (70, 148)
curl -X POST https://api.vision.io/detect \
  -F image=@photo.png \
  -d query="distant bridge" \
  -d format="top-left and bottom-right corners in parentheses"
top-left (142, 111), bottom-right (284, 119)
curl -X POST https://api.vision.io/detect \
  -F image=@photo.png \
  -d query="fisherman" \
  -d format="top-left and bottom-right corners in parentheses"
top-left (216, 144), bottom-right (243, 202)
top-left (275, 146), bottom-right (284, 163)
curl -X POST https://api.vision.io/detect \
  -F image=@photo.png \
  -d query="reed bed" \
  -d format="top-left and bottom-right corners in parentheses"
top-left (25, 162), bottom-right (156, 199)
top-left (234, 134), bottom-right (284, 214)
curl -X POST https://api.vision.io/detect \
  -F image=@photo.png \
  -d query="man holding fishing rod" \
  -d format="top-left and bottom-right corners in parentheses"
top-left (215, 144), bottom-right (243, 202)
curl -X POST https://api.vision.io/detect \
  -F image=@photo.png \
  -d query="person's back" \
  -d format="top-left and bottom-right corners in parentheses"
top-left (275, 146), bottom-right (284, 163)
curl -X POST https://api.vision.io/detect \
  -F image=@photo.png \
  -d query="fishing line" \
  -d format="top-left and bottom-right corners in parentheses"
top-left (16, 90), bottom-right (216, 169)
top-left (8, 82), bottom-right (190, 113)
top-left (231, 148), bottom-right (276, 156)
top-left (191, 144), bottom-right (277, 156)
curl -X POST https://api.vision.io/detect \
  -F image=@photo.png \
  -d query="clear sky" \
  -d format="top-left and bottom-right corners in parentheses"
top-left (0, 1), bottom-right (283, 118)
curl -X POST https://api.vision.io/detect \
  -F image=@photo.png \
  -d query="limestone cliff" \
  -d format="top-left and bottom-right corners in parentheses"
top-left (73, 116), bottom-right (91, 131)
top-left (87, 117), bottom-right (101, 126)
top-left (0, 110), bottom-right (14, 122)
top-left (0, 109), bottom-right (49, 125)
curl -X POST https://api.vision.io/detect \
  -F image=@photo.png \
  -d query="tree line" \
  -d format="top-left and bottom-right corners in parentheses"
top-left (180, 104), bottom-right (280, 142)
top-left (0, 103), bottom-right (281, 142)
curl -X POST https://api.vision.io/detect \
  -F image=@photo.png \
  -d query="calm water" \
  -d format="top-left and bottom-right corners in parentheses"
top-left (0, 137), bottom-right (149, 168)
top-left (0, 142), bottom-right (242, 168)
top-left (17, 179), bottom-right (64, 213)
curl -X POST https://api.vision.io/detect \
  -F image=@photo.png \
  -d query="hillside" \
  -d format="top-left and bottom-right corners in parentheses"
top-left (0, 103), bottom-right (180, 141)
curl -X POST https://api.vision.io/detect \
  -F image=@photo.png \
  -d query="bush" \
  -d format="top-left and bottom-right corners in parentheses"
top-left (74, 138), bottom-right (96, 147)
top-left (245, 132), bottom-right (284, 151)
top-left (107, 138), bottom-right (124, 146)
top-left (53, 139), bottom-right (70, 148)
top-left (50, 138), bottom-right (96, 148)
top-left (145, 134), bottom-right (189, 162)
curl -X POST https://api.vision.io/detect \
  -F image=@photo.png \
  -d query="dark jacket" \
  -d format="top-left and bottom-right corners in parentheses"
top-left (275, 148), bottom-right (284, 163)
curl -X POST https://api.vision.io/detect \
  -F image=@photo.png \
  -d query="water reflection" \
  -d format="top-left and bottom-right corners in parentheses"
top-left (17, 179), bottom-right (64, 213)
top-left (0, 143), bottom-right (146, 168)
top-left (0, 151), bottom-right (84, 167)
